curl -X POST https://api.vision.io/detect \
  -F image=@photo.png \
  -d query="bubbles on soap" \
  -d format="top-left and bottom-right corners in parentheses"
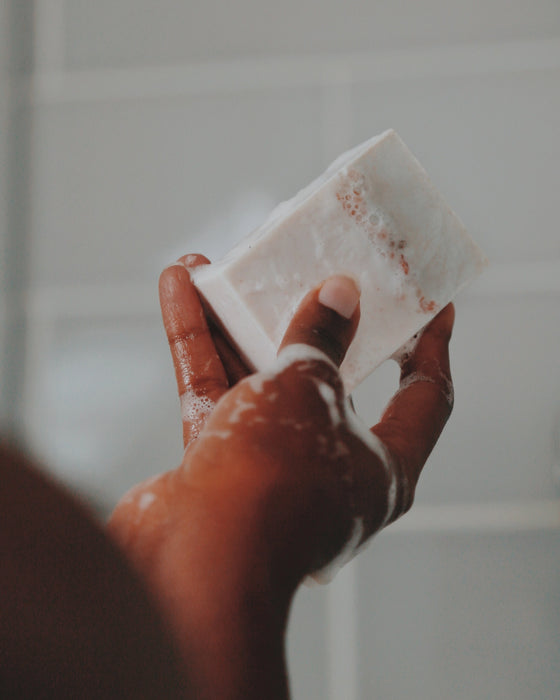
top-left (335, 168), bottom-right (438, 314)
top-left (336, 169), bottom-right (412, 286)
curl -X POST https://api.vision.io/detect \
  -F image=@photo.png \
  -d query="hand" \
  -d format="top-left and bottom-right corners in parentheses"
top-left (108, 255), bottom-right (454, 700)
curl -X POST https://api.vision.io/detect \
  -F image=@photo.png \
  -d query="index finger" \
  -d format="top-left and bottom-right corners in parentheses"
top-left (278, 275), bottom-right (361, 368)
top-left (159, 256), bottom-right (229, 446)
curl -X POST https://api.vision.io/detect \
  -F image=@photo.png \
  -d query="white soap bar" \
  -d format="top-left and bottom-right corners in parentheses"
top-left (192, 129), bottom-right (487, 394)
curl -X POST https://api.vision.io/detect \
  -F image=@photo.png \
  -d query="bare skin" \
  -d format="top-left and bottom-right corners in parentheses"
top-left (0, 440), bottom-right (189, 698)
top-left (108, 255), bottom-right (455, 700)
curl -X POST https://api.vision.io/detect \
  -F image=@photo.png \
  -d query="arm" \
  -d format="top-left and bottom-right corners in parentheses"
top-left (0, 441), bottom-right (188, 698)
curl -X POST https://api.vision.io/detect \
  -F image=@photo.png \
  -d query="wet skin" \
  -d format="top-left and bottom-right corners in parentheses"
top-left (108, 255), bottom-right (455, 700)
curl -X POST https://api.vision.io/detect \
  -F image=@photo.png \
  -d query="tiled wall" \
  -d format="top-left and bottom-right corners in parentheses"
top-left (3, 1), bottom-right (560, 698)
top-left (0, 0), bottom-right (10, 426)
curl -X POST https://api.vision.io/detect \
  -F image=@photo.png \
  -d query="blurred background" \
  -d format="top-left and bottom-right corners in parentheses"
top-left (1, 1), bottom-right (559, 697)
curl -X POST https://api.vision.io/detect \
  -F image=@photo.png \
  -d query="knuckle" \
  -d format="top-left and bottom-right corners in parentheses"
top-left (167, 323), bottom-right (207, 346)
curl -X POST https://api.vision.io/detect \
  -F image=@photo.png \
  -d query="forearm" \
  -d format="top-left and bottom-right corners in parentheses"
top-left (157, 581), bottom-right (291, 700)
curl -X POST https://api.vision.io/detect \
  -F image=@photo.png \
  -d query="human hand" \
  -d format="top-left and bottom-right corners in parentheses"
top-left (108, 256), bottom-right (454, 699)
top-left (155, 254), bottom-right (253, 447)
top-left (152, 256), bottom-right (454, 578)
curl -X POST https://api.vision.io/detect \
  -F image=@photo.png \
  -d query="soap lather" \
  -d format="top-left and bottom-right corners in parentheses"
top-left (192, 129), bottom-right (487, 394)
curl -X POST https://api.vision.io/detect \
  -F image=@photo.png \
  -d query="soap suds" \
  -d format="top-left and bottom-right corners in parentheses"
top-left (390, 327), bottom-right (454, 406)
top-left (138, 492), bottom-right (156, 511)
top-left (439, 372), bottom-right (455, 407)
top-left (120, 474), bottom-right (160, 505)
top-left (342, 398), bottom-right (391, 472)
top-left (273, 343), bottom-right (399, 577)
top-left (180, 389), bottom-right (216, 437)
top-left (341, 398), bottom-right (397, 526)
top-left (278, 418), bottom-right (312, 431)
top-left (336, 169), bottom-right (408, 274)
top-left (227, 396), bottom-right (258, 424)
top-left (336, 167), bottom-right (438, 315)
top-left (274, 343), bottom-right (338, 375)
top-left (275, 342), bottom-right (396, 525)
top-left (382, 469), bottom-right (398, 528)
top-left (203, 428), bottom-right (234, 441)
top-left (245, 372), bottom-right (273, 395)
top-left (389, 370), bottom-right (454, 408)
top-left (313, 379), bottom-right (343, 428)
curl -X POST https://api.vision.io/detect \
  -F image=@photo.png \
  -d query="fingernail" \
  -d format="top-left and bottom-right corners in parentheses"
top-left (182, 255), bottom-right (201, 269)
top-left (318, 276), bottom-right (361, 319)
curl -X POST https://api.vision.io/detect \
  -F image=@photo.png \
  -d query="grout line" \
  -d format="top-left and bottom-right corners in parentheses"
top-left (21, 311), bottom-right (56, 445)
top-left (25, 283), bottom-right (160, 319)
top-left (326, 560), bottom-right (359, 700)
top-left (23, 260), bottom-right (560, 320)
top-left (384, 499), bottom-right (560, 535)
top-left (345, 37), bottom-right (560, 84)
top-left (2, 2), bottom-right (35, 439)
top-left (29, 38), bottom-right (560, 104)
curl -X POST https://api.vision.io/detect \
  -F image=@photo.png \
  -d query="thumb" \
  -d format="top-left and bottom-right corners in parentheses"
top-left (278, 275), bottom-right (361, 367)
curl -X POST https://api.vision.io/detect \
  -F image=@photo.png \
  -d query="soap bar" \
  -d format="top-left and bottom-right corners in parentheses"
top-left (192, 129), bottom-right (487, 394)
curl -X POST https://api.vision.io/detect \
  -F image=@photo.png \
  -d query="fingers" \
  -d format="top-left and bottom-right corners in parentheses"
top-left (177, 253), bottom-right (211, 269)
top-left (371, 303), bottom-right (455, 518)
top-left (178, 255), bottom-right (251, 386)
top-left (278, 276), bottom-right (361, 367)
top-left (208, 323), bottom-right (252, 386)
top-left (397, 302), bottom-right (455, 382)
top-left (159, 256), bottom-right (229, 446)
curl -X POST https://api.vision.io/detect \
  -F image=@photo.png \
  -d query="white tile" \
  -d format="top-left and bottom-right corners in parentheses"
top-left (23, 315), bottom-right (183, 512)
top-left (30, 89), bottom-right (323, 286)
top-left (0, 99), bottom-right (8, 268)
top-left (24, 294), bottom-right (559, 511)
top-left (355, 530), bottom-right (560, 699)
top-left (354, 294), bottom-right (560, 505)
top-left (0, 297), bottom-right (6, 427)
top-left (351, 69), bottom-right (560, 265)
top-left (0, 0), bottom-right (10, 265)
top-left (287, 585), bottom-right (330, 700)
top-left (5, 2), bottom-right (34, 75)
top-left (0, 12), bottom-right (9, 428)
top-left (0, 0), bottom-right (9, 74)
top-left (62, 0), bottom-right (560, 69)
